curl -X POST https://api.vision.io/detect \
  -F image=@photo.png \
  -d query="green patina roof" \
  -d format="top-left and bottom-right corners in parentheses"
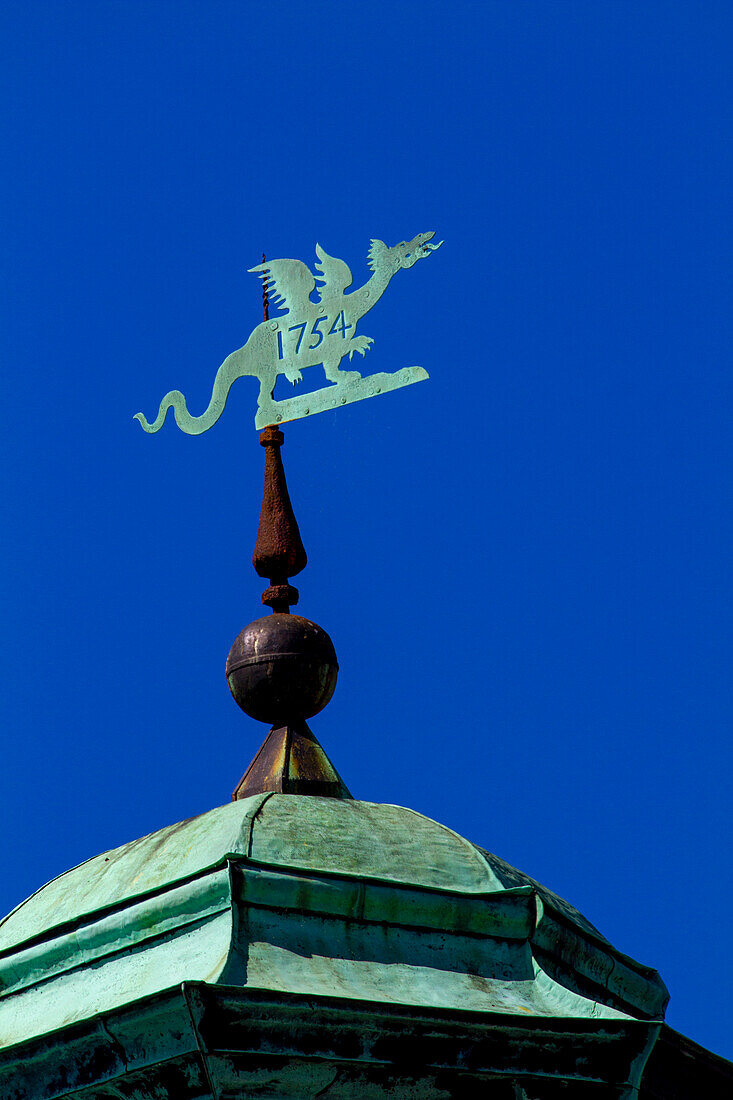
top-left (0, 794), bottom-right (506, 952)
top-left (0, 794), bottom-right (669, 1053)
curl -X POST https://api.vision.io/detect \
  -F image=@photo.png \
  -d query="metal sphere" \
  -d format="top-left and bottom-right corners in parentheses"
top-left (226, 613), bottom-right (338, 725)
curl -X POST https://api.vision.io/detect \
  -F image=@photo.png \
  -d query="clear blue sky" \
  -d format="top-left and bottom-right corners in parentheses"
top-left (1, 0), bottom-right (731, 1058)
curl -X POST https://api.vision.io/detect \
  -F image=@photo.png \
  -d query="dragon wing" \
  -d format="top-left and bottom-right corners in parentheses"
top-left (314, 243), bottom-right (353, 302)
top-left (248, 258), bottom-right (316, 314)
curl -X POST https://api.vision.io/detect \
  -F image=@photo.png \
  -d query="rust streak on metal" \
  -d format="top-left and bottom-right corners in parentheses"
top-left (253, 426), bottom-right (307, 612)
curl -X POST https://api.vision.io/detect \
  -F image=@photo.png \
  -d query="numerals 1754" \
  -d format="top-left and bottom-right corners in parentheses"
top-left (276, 311), bottom-right (353, 359)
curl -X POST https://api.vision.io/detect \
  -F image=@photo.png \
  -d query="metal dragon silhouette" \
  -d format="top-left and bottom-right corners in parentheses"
top-left (134, 232), bottom-right (443, 433)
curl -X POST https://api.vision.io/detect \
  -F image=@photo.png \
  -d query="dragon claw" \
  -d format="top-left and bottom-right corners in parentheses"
top-left (348, 335), bottom-right (374, 358)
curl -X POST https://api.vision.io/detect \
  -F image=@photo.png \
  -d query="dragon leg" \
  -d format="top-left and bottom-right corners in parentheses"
top-left (322, 357), bottom-right (362, 384)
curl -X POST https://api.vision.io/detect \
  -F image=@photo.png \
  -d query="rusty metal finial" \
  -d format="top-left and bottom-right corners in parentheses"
top-left (253, 425), bottom-right (307, 613)
top-left (226, 428), bottom-right (341, 797)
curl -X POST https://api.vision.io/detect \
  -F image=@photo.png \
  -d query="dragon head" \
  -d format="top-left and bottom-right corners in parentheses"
top-left (368, 231), bottom-right (443, 274)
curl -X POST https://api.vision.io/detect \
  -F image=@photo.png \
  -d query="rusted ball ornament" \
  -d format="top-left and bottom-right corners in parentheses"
top-left (226, 614), bottom-right (338, 725)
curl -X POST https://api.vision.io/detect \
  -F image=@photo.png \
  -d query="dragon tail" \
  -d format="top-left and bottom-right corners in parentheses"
top-left (133, 385), bottom-right (229, 436)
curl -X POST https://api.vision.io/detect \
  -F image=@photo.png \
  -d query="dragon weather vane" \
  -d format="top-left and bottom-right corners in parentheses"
top-left (134, 232), bottom-right (443, 432)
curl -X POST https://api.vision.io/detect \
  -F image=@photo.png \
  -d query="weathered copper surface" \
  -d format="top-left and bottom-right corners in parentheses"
top-left (226, 614), bottom-right (338, 724)
top-left (253, 425), bottom-right (306, 612)
top-left (10, 984), bottom-right (725, 1099)
top-left (231, 723), bottom-right (352, 800)
top-left (6, 793), bottom-right (724, 1097)
top-left (0, 795), bottom-right (671, 1053)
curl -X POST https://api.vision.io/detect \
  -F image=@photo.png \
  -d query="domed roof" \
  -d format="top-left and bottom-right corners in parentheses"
top-left (0, 794), bottom-right (668, 1051)
top-left (0, 795), bottom-right (593, 950)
